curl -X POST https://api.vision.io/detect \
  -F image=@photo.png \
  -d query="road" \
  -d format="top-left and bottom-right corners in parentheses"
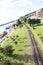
top-left (25, 25), bottom-right (43, 65)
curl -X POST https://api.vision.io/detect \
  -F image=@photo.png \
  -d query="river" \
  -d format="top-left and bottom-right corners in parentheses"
top-left (0, 21), bottom-right (15, 44)
top-left (0, 21), bottom-right (15, 33)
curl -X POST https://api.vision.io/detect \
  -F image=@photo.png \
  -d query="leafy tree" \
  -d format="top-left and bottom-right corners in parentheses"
top-left (28, 18), bottom-right (41, 26)
top-left (13, 24), bottom-right (15, 27)
top-left (17, 19), bottom-right (21, 26)
top-left (28, 18), bottom-right (32, 26)
top-left (24, 17), bottom-right (27, 23)
top-left (36, 19), bottom-right (41, 24)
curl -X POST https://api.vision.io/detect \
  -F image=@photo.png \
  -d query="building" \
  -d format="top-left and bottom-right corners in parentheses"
top-left (0, 31), bottom-right (7, 39)
top-left (36, 8), bottom-right (43, 18)
top-left (29, 8), bottom-right (43, 23)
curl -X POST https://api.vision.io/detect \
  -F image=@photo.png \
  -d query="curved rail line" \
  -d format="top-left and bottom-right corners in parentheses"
top-left (25, 25), bottom-right (43, 65)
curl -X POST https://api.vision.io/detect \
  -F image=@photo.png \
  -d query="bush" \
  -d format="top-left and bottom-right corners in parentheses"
top-left (13, 24), bottom-right (15, 27)
top-left (0, 59), bottom-right (11, 65)
top-left (17, 19), bottom-right (22, 26)
top-left (0, 54), bottom-right (4, 61)
top-left (3, 45), bottom-right (13, 56)
top-left (0, 46), bottom-right (4, 53)
top-left (16, 35), bottom-right (19, 38)
top-left (14, 41), bottom-right (18, 44)
top-left (28, 18), bottom-right (41, 26)
top-left (3, 60), bottom-right (11, 65)
top-left (24, 17), bottom-right (27, 23)
top-left (19, 24), bottom-right (23, 27)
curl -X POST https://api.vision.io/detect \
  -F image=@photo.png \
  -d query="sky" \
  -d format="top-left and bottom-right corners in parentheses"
top-left (0, 0), bottom-right (43, 24)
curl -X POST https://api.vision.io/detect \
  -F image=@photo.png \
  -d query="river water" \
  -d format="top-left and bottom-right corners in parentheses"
top-left (0, 21), bottom-right (15, 44)
top-left (0, 22), bottom-right (15, 33)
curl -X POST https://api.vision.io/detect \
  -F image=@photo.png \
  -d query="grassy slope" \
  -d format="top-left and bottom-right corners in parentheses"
top-left (1, 26), bottom-right (27, 63)
top-left (33, 25), bottom-right (43, 40)
top-left (0, 25), bottom-right (34, 65)
top-left (27, 24), bottom-right (43, 54)
top-left (33, 25), bottom-right (43, 54)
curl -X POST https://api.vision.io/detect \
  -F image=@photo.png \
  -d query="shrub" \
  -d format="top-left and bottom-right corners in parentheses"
top-left (3, 45), bottom-right (13, 56)
top-left (0, 59), bottom-right (11, 65)
top-left (3, 60), bottom-right (11, 65)
top-left (13, 24), bottom-right (15, 27)
top-left (24, 17), bottom-right (27, 23)
top-left (16, 35), bottom-right (19, 38)
top-left (28, 18), bottom-right (41, 26)
top-left (17, 19), bottom-right (22, 26)
top-left (19, 24), bottom-right (23, 27)
top-left (14, 41), bottom-right (18, 44)
top-left (0, 46), bottom-right (4, 53)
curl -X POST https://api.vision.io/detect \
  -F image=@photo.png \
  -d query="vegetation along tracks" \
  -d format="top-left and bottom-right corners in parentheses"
top-left (25, 25), bottom-right (43, 65)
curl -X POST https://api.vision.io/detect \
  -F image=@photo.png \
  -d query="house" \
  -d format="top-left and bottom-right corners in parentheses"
top-left (29, 8), bottom-right (43, 23)
top-left (0, 31), bottom-right (7, 39)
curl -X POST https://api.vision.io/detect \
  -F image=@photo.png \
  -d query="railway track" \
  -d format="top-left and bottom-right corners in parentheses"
top-left (25, 25), bottom-right (43, 65)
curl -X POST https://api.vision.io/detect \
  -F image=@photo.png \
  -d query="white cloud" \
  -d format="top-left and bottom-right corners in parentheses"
top-left (13, 0), bottom-right (32, 7)
top-left (0, 0), bottom-right (17, 24)
top-left (0, 0), bottom-right (12, 10)
top-left (0, 0), bottom-right (43, 24)
top-left (0, 0), bottom-right (33, 24)
top-left (38, 0), bottom-right (43, 1)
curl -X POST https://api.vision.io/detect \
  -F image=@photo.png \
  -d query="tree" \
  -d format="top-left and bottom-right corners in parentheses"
top-left (13, 24), bottom-right (15, 27)
top-left (24, 17), bottom-right (27, 23)
top-left (36, 19), bottom-right (41, 24)
top-left (17, 19), bottom-right (21, 26)
top-left (28, 18), bottom-right (41, 26)
top-left (28, 18), bottom-right (32, 26)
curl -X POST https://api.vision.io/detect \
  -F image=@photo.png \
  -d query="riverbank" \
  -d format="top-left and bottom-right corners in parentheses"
top-left (0, 26), bottom-right (14, 45)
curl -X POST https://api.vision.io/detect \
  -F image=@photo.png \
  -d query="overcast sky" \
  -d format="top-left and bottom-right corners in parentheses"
top-left (0, 0), bottom-right (43, 24)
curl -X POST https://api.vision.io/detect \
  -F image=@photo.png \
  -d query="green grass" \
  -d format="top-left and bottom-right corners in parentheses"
top-left (33, 25), bottom-right (43, 41)
top-left (0, 25), bottom-right (27, 64)
top-left (33, 25), bottom-right (43, 54)
top-left (27, 24), bottom-right (43, 54)
top-left (0, 25), bottom-right (34, 65)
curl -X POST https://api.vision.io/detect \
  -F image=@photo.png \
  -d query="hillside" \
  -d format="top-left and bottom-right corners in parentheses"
top-left (19, 8), bottom-right (43, 22)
